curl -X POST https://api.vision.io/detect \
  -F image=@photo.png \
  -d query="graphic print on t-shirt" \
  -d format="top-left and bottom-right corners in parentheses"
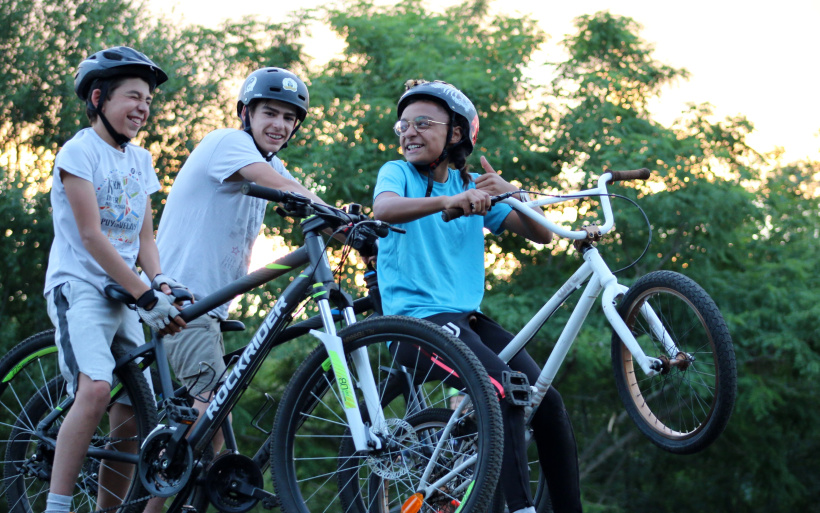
top-left (96, 166), bottom-right (146, 245)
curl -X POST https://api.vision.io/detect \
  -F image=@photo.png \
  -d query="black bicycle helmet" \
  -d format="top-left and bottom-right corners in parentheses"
top-left (75, 46), bottom-right (168, 101)
top-left (397, 79), bottom-right (479, 196)
top-left (74, 46), bottom-right (168, 148)
top-left (236, 67), bottom-right (310, 158)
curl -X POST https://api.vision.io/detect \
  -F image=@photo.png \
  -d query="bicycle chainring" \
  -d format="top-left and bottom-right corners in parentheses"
top-left (203, 453), bottom-right (264, 513)
top-left (137, 425), bottom-right (193, 497)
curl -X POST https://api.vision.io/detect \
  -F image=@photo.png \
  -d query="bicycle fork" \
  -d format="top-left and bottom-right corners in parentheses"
top-left (309, 298), bottom-right (387, 451)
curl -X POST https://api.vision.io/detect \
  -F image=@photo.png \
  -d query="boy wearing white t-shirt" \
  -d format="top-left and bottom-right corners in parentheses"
top-left (43, 47), bottom-right (186, 513)
top-left (154, 67), bottom-right (324, 449)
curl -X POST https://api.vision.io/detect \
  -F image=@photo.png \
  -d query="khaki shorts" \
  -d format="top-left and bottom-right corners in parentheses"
top-left (46, 280), bottom-right (150, 403)
top-left (163, 315), bottom-right (226, 397)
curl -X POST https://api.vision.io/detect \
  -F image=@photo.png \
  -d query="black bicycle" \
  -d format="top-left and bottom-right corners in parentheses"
top-left (1, 185), bottom-right (504, 513)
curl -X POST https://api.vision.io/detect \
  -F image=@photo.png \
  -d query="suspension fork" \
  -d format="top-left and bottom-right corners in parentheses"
top-left (310, 299), bottom-right (384, 451)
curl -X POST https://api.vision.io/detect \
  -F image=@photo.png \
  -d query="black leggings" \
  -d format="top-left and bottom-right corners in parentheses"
top-left (393, 312), bottom-right (582, 513)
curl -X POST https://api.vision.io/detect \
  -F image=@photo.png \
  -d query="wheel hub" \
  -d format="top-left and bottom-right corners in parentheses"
top-left (366, 418), bottom-right (418, 479)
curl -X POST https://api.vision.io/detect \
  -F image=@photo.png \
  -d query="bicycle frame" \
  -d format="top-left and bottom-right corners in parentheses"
top-left (171, 228), bottom-right (386, 456)
top-left (494, 174), bottom-right (678, 419)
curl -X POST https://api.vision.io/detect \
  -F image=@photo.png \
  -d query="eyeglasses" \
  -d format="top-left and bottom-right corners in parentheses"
top-left (393, 116), bottom-right (448, 136)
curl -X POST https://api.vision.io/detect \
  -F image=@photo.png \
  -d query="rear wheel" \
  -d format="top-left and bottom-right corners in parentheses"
top-left (612, 270), bottom-right (737, 454)
top-left (3, 346), bottom-right (158, 513)
top-left (0, 332), bottom-right (60, 447)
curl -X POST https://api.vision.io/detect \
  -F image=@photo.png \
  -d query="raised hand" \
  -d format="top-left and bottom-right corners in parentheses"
top-left (474, 156), bottom-right (519, 197)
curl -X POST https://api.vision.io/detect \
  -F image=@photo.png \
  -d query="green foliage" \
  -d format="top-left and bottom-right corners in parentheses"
top-left (283, 0), bottom-right (547, 210)
top-left (0, 2), bottom-right (818, 512)
top-left (0, 167), bottom-right (52, 342)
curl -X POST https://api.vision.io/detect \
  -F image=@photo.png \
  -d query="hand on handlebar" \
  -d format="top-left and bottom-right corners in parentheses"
top-left (445, 189), bottom-right (491, 217)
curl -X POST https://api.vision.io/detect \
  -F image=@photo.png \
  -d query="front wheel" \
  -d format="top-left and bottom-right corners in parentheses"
top-left (612, 270), bottom-right (737, 454)
top-left (271, 315), bottom-right (503, 513)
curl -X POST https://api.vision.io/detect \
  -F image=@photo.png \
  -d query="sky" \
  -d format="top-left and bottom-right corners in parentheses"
top-left (147, 0), bottom-right (820, 164)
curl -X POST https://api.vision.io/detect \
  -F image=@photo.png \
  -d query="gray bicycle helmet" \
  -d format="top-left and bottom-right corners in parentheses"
top-left (397, 80), bottom-right (479, 153)
top-left (397, 80), bottom-right (479, 196)
top-left (74, 46), bottom-right (168, 148)
top-left (236, 67), bottom-right (310, 158)
top-left (236, 67), bottom-right (309, 122)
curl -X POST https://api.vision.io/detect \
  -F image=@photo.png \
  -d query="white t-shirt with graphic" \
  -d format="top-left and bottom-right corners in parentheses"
top-left (155, 128), bottom-right (295, 320)
top-left (45, 128), bottom-right (160, 296)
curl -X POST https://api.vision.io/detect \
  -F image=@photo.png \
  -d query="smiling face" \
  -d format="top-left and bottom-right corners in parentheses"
top-left (399, 100), bottom-right (460, 167)
top-left (246, 99), bottom-right (298, 154)
top-left (91, 77), bottom-right (152, 147)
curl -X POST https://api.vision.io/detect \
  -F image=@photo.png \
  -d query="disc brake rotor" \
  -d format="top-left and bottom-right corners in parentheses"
top-left (367, 417), bottom-right (419, 479)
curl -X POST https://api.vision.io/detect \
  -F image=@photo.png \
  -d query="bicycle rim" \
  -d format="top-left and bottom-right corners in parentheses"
top-left (612, 271), bottom-right (736, 454)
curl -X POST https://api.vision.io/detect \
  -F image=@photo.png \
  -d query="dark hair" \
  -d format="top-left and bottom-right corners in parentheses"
top-left (85, 75), bottom-right (153, 122)
top-left (403, 96), bottom-right (472, 189)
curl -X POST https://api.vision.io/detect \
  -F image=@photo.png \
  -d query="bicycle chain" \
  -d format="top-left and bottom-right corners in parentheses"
top-left (90, 434), bottom-right (140, 443)
top-left (95, 493), bottom-right (153, 513)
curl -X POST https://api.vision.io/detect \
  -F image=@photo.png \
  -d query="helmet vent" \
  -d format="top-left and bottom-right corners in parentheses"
top-left (102, 51), bottom-right (124, 61)
top-left (269, 87), bottom-right (281, 92)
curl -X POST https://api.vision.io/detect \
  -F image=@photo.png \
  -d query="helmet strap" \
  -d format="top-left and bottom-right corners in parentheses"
top-left (421, 111), bottom-right (455, 197)
top-left (90, 82), bottom-right (131, 149)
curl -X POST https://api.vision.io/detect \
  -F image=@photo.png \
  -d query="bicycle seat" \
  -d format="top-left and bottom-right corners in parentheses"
top-left (220, 320), bottom-right (246, 332)
top-left (105, 284), bottom-right (135, 305)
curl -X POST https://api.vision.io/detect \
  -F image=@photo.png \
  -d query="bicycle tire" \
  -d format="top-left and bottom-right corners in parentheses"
top-left (3, 344), bottom-right (159, 513)
top-left (376, 375), bottom-right (553, 513)
top-left (611, 270), bottom-right (737, 454)
top-left (270, 315), bottom-right (503, 513)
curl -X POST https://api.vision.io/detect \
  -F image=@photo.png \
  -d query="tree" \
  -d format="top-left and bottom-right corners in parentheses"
top-left (0, 0), bottom-right (307, 342)
top-left (1, 2), bottom-right (818, 511)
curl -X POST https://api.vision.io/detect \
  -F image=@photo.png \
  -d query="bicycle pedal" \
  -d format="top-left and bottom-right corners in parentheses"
top-left (165, 398), bottom-right (200, 424)
top-left (181, 506), bottom-right (198, 513)
top-left (501, 371), bottom-right (533, 407)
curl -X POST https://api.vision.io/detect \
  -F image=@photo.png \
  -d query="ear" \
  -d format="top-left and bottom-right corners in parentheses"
top-left (450, 125), bottom-right (463, 145)
top-left (90, 88), bottom-right (104, 111)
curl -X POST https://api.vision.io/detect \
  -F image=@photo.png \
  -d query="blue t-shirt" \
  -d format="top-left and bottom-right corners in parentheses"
top-left (373, 161), bottom-right (512, 318)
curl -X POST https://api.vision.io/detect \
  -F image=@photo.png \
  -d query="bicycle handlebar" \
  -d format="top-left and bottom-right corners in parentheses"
top-left (241, 182), bottom-right (290, 203)
top-left (440, 169), bottom-right (652, 239)
top-left (605, 167), bottom-right (651, 183)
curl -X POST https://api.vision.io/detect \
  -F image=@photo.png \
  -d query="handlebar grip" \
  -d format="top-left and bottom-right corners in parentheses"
top-left (441, 207), bottom-right (465, 223)
top-left (241, 182), bottom-right (285, 202)
top-left (605, 168), bottom-right (651, 183)
top-left (372, 222), bottom-right (391, 238)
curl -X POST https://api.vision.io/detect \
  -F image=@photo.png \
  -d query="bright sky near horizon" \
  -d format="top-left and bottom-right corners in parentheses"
top-left (148, 0), bottom-right (820, 164)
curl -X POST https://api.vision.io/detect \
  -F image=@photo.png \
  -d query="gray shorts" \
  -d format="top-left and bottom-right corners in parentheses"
top-left (163, 315), bottom-right (226, 397)
top-left (46, 280), bottom-right (148, 400)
